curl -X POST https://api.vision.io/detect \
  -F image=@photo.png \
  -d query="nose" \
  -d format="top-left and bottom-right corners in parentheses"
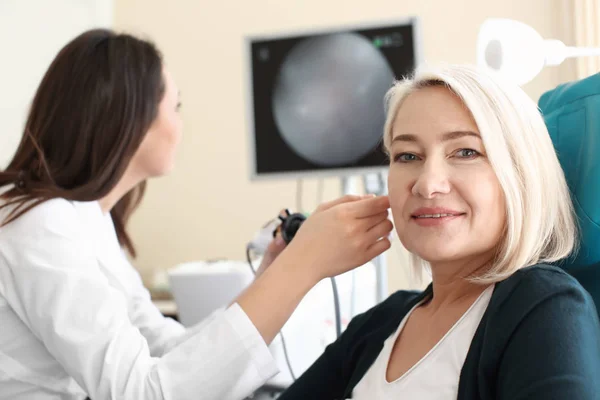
top-left (411, 157), bottom-right (451, 199)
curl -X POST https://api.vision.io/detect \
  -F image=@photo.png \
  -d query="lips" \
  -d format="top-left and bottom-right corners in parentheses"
top-left (410, 208), bottom-right (466, 227)
top-left (411, 207), bottom-right (465, 218)
top-left (414, 213), bottom-right (458, 219)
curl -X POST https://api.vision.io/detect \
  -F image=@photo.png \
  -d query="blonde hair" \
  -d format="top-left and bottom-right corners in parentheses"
top-left (383, 64), bottom-right (577, 283)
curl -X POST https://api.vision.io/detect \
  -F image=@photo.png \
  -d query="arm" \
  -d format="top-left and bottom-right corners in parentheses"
top-left (1, 194), bottom-right (391, 400)
top-left (124, 257), bottom-right (187, 356)
top-left (0, 201), bottom-right (277, 400)
top-left (497, 280), bottom-right (600, 399)
top-left (236, 194), bottom-right (392, 344)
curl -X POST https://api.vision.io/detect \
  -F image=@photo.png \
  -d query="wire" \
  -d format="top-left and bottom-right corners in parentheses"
top-left (350, 269), bottom-right (356, 319)
top-left (330, 277), bottom-right (342, 338)
top-left (278, 328), bottom-right (297, 381)
top-left (245, 244), bottom-right (297, 381)
top-left (246, 244), bottom-right (257, 275)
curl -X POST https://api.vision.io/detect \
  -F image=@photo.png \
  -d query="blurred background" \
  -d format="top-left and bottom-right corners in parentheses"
top-left (0, 0), bottom-right (588, 295)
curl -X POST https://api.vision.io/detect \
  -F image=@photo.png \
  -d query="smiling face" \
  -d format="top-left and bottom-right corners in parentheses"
top-left (387, 85), bottom-right (506, 267)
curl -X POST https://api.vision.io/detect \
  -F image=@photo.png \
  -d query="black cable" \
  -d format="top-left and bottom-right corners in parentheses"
top-left (246, 244), bottom-right (297, 382)
top-left (330, 276), bottom-right (342, 338)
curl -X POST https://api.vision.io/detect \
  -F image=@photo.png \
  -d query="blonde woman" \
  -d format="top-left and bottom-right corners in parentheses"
top-left (278, 64), bottom-right (600, 399)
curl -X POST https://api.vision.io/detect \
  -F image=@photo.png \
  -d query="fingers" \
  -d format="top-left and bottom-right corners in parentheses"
top-left (317, 194), bottom-right (368, 212)
top-left (366, 218), bottom-right (394, 243)
top-left (346, 195), bottom-right (390, 218)
top-left (365, 238), bottom-right (392, 260)
top-left (359, 211), bottom-right (390, 231)
top-left (268, 233), bottom-right (286, 253)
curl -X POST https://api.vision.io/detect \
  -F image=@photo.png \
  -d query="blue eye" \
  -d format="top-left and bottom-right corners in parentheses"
top-left (455, 149), bottom-right (479, 158)
top-left (393, 153), bottom-right (419, 163)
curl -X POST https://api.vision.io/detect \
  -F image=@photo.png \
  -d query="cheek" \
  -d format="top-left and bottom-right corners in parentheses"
top-left (465, 172), bottom-right (503, 214)
top-left (387, 168), bottom-right (412, 225)
top-left (135, 120), bottom-right (181, 174)
top-left (460, 169), bottom-right (506, 238)
top-left (161, 114), bottom-right (182, 146)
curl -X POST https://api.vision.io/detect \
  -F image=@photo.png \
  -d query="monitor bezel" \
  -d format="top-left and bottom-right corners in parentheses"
top-left (244, 16), bottom-right (424, 181)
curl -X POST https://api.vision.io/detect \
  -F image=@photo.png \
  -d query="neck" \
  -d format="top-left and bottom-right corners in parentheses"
top-left (426, 254), bottom-right (494, 310)
top-left (98, 169), bottom-right (143, 214)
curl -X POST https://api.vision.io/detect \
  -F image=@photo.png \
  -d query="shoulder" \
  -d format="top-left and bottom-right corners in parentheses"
top-left (1, 198), bottom-right (76, 230)
top-left (0, 198), bottom-right (91, 243)
top-left (487, 263), bottom-right (598, 330)
top-left (0, 198), bottom-right (110, 280)
top-left (493, 264), bottom-right (592, 306)
top-left (482, 264), bottom-right (600, 396)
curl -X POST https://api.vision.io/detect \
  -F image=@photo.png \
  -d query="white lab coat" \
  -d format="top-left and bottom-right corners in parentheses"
top-left (0, 196), bottom-right (279, 400)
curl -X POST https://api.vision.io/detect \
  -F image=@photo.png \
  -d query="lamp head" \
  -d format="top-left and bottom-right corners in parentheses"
top-left (477, 18), bottom-right (548, 85)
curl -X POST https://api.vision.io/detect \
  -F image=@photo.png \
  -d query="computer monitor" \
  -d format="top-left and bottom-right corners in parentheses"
top-left (245, 17), bottom-right (423, 180)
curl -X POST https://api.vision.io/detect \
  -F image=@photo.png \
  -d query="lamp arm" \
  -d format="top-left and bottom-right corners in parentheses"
top-left (543, 39), bottom-right (600, 66)
top-left (565, 46), bottom-right (600, 58)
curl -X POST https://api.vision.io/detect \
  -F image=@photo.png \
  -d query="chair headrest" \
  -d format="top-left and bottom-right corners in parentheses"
top-left (538, 73), bottom-right (600, 270)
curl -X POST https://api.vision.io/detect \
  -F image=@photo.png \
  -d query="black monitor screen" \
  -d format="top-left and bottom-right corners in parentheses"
top-left (246, 19), bottom-right (421, 179)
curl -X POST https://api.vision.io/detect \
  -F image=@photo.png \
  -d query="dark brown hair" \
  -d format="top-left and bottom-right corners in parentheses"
top-left (0, 28), bottom-right (165, 257)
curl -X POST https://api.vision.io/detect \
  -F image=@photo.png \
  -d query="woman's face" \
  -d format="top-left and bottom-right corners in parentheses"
top-left (387, 86), bottom-right (505, 267)
top-left (131, 68), bottom-right (183, 179)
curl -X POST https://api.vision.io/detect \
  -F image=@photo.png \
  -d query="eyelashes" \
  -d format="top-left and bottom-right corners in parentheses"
top-left (392, 148), bottom-right (482, 163)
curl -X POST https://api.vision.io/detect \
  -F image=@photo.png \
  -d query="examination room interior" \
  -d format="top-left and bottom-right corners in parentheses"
top-left (0, 0), bottom-right (596, 397)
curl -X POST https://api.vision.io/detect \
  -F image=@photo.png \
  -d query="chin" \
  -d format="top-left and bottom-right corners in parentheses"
top-left (404, 241), bottom-right (465, 264)
top-left (417, 252), bottom-right (463, 264)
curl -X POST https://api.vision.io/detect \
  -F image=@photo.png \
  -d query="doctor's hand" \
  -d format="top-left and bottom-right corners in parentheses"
top-left (235, 196), bottom-right (391, 345)
top-left (285, 194), bottom-right (392, 282)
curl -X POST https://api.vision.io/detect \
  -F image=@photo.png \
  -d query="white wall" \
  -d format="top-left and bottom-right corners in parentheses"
top-left (0, 0), bottom-right (113, 167)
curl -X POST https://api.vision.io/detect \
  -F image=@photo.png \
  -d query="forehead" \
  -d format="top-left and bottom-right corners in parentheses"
top-left (391, 86), bottom-right (478, 139)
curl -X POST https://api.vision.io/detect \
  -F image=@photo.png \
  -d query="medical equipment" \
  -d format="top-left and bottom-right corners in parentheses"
top-left (246, 209), bottom-right (342, 382)
top-left (168, 260), bottom-right (254, 327)
top-left (477, 18), bottom-right (600, 85)
top-left (167, 257), bottom-right (378, 390)
top-left (244, 18), bottom-right (422, 181)
top-left (248, 210), bottom-right (307, 255)
top-left (245, 19), bottom-right (413, 306)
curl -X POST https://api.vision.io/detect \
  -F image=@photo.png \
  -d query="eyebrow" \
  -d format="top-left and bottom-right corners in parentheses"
top-left (391, 130), bottom-right (480, 144)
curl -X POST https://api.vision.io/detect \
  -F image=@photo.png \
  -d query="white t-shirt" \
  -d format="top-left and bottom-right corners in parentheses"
top-left (352, 284), bottom-right (494, 400)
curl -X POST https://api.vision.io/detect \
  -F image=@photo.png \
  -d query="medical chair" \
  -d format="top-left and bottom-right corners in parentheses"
top-left (538, 72), bottom-right (600, 316)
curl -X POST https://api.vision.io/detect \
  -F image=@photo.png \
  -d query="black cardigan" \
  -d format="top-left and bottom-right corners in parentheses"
top-left (278, 264), bottom-right (600, 399)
